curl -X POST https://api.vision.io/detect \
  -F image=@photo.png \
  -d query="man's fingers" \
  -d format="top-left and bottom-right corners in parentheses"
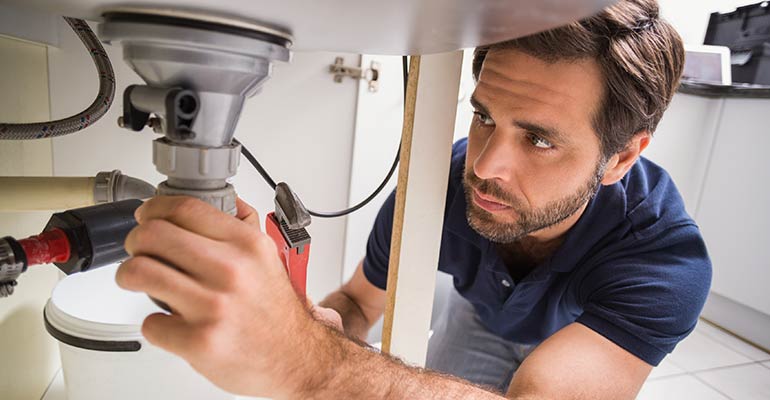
top-left (116, 255), bottom-right (217, 320)
top-left (236, 197), bottom-right (261, 231)
top-left (124, 219), bottom-right (235, 288)
top-left (135, 196), bottom-right (256, 242)
top-left (141, 313), bottom-right (195, 356)
top-left (311, 306), bottom-right (344, 332)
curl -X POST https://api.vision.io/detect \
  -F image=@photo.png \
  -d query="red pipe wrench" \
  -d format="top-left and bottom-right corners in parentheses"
top-left (264, 183), bottom-right (311, 296)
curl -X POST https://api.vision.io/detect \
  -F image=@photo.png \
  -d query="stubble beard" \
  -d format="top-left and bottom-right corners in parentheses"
top-left (462, 162), bottom-right (605, 244)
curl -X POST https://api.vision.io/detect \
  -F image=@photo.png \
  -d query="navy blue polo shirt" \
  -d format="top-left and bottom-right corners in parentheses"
top-left (363, 138), bottom-right (711, 366)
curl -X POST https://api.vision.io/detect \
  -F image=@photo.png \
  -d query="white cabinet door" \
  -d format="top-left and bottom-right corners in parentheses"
top-left (644, 93), bottom-right (724, 215)
top-left (696, 97), bottom-right (770, 316)
top-left (341, 55), bottom-right (404, 282)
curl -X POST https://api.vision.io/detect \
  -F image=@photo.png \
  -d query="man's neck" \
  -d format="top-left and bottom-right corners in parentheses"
top-left (527, 201), bottom-right (589, 244)
top-left (495, 201), bottom-right (589, 280)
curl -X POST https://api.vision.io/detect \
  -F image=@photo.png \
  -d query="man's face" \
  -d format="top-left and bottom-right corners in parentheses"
top-left (464, 48), bottom-right (606, 243)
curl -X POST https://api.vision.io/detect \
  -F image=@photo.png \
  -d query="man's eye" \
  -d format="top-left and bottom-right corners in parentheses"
top-left (473, 112), bottom-right (495, 126)
top-left (528, 134), bottom-right (554, 149)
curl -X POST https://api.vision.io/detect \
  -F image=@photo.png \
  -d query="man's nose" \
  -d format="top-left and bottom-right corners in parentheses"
top-left (473, 132), bottom-right (516, 182)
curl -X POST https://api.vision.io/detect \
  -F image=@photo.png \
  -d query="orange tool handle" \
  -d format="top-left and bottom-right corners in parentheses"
top-left (265, 212), bottom-right (310, 296)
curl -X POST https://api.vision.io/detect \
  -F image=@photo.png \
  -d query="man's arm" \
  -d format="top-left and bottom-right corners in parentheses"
top-left (274, 315), bottom-right (652, 400)
top-left (506, 323), bottom-right (652, 399)
top-left (116, 197), bottom-right (650, 399)
top-left (318, 261), bottom-right (385, 340)
top-left (292, 322), bottom-right (505, 399)
top-left (287, 319), bottom-right (652, 400)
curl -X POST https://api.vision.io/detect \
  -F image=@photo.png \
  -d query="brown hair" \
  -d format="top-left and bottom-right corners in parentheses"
top-left (472, 0), bottom-right (684, 159)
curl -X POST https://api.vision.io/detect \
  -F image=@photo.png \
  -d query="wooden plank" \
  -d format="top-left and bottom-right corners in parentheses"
top-left (381, 51), bottom-right (463, 366)
top-left (381, 55), bottom-right (420, 355)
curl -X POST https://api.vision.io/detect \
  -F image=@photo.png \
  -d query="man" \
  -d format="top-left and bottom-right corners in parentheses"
top-left (116, 0), bottom-right (711, 398)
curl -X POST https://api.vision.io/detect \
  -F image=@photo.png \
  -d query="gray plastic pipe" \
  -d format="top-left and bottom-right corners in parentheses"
top-left (0, 170), bottom-right (155, 211)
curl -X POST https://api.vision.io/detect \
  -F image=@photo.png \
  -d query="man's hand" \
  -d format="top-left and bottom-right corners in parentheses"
top-left (115, 196), bottom-right (503, 399)
top-left (116, 196), bottom-right (316, 398)
top-left (233, 199), bottom-right (344, 332)
top-left (310, 303), bottom-right (344, 332)
top-left (234, 197), bottom-right (262, 228)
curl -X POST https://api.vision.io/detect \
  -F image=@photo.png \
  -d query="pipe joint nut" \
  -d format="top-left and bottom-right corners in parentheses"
top-left (153, 138), bottom-right (241, 182)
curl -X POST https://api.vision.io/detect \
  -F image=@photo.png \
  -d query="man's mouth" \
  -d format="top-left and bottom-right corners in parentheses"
top-left (472, 189), bottom-right (511, 212)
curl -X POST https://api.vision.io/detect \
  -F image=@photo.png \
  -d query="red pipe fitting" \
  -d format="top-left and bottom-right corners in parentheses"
top-left (18, 228), bottom-right (71, 266)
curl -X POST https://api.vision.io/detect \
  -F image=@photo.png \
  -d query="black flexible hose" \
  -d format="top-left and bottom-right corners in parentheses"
top-left (0, 17), bottom-right (115, 140)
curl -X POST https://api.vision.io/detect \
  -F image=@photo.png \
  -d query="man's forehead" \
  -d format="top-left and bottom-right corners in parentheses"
top-left (479, 63), bottom-right (570, 103)
top-left (479, 48), bottom-right (602, 104)
top-left (477, 49), bottom-right (603, 124)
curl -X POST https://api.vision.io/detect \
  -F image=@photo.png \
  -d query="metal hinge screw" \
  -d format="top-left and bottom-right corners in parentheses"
top-left (329, 57), bottom-right (381, 92)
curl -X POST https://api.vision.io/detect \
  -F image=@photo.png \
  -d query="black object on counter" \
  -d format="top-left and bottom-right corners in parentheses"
top-left (705, 2), bottom-right (770, 85)
top-left (679, 80), bottom-right (770, 98)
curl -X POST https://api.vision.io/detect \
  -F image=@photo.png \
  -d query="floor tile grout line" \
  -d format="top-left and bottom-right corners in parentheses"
top-left (697, 327), bottom-right (770, 362)
top-left (663, 340), bottom-right (767, 377)
top-left (647, 371), bottom-right (690, 381)
top-left (644, 371), bottom-right (733, 400)
top-left (698, 318), bottom-right (770, 357)
top-left (665, 356), bottom-right (688, 371)
top-left (686, 360), bottom-right (764, 375)
top-left (690, 371), bottom-right (735, 400)
top-left (40, 368), bottom-right (61, 400)
top-left (665, 332), bottom-right (756, 372)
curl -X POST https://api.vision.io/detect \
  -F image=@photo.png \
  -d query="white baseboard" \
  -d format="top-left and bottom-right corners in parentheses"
top-left (701, 291), bottom-right (770, 353)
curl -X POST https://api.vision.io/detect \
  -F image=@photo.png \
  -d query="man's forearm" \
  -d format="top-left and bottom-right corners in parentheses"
top-left (287, 321), bottom-right (505, 400)
top-left (318, 290), bottom-right (372, 340)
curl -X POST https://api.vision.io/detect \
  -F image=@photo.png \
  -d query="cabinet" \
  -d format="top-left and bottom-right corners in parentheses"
top-left (649, 82), bottom-right (770, 350)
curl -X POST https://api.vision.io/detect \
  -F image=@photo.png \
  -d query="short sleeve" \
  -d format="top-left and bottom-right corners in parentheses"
top-left (362, 189), bottom-right (397, 290)
top-left (575, 223), bottom-right (712, 366)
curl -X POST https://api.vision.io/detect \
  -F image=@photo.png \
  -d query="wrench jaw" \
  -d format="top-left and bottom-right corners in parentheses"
top-left (265, 212), bottom-right (311, 296)
top-left (266, 182), bottom-right (311, 296)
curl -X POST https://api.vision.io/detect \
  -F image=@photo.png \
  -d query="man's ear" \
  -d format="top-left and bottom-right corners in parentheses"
top-left (600, 131), bottom-right (651, 185)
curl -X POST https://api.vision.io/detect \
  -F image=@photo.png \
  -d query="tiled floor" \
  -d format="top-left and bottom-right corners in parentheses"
top-left (637, 319), bottom-right (770, 400)
top-left (42, 318), bottom-right (768, 399)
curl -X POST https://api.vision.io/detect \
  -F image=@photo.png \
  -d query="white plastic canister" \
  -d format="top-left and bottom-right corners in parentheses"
top-left (44, 264), bottom-right (235, 400)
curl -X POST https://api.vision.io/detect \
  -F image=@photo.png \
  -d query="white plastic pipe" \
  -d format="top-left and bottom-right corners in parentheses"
top-left (0, 177), bottom-right (96, 211)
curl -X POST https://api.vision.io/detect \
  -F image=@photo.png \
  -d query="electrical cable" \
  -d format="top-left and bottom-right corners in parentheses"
top-left (238, 142), bottom-right (277, 190)
top-left (0, 17), bottom-right (115, 140)
top-left (238, 55), bottom-right (409, 218)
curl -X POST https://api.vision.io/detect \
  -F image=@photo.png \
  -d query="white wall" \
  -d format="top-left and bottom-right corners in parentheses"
top-left (0, 35), bottom-right (61, 400)
top-left (341, 55), bottom-right (403, 281)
